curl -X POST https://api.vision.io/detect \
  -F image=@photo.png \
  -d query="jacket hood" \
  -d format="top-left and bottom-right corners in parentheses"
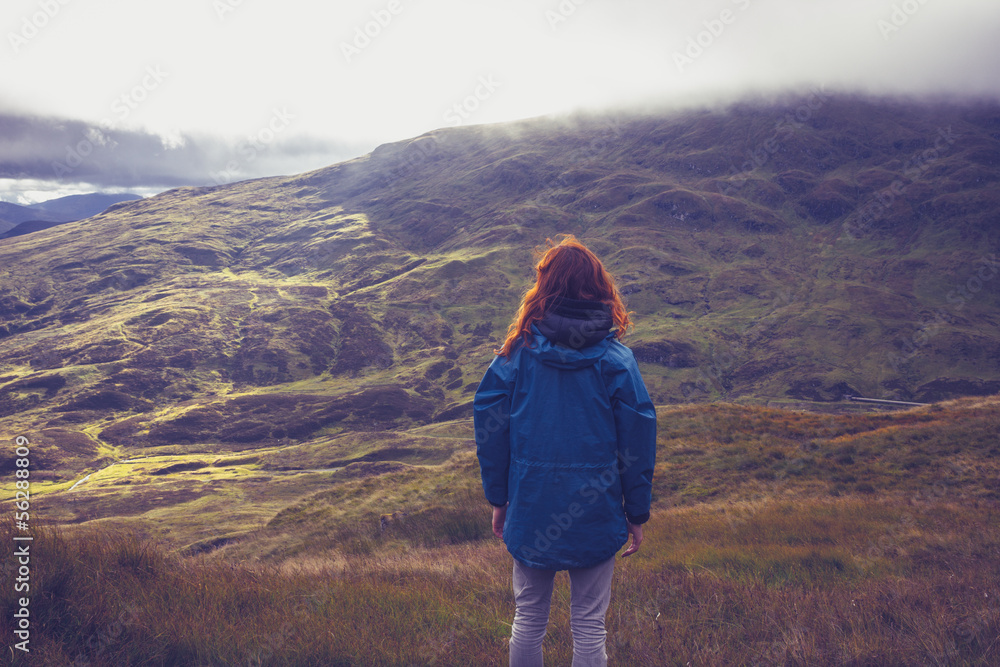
top-left (529, 297), bottom-right (615, 369)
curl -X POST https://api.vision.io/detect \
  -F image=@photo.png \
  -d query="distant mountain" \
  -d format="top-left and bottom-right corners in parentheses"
top-left (0, 200), bottom-right (66, 226)
top-left (0, 93), bottom-right (998, 479)
top-left (27, 192), bottom-right (142, 221)
top-left (0, 192), bottom-right (142, 239)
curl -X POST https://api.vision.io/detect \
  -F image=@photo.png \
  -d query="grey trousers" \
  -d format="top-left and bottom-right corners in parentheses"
top-left (509, 556), bottom-right (615, 667)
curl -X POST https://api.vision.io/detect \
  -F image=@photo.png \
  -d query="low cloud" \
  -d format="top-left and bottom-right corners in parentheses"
top-left (0, 111), bottom-right (364, 201)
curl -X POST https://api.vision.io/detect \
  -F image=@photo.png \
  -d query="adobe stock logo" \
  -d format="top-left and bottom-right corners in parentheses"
top-left (673, 0), bottom-right (753, 74)
top-left (545, 0), bottom-right (589, 31)
top-left (109, 65), bottom-right (170, 123)
top-left (877, 0), bottom-right (932, 40)
top-left (442, 76), bottom-right (502, 126)
top-left (213, 0), bottom-right (247, 20)
top-left (340, 0), bottom-right (406, 63)
top-left (843, 126), bottom-right (958, 240)
top-left (211, 108), bottom-right (295, 185)
top-left (517, 448), bottom-right (641, 561)
top-left (51, 65), bottom-right (169, 179)
top-left (8, 0), bottom-right (73, 54)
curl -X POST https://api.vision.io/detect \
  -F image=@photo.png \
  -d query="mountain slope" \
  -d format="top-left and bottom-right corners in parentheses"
top-left (0, 94), bottom-right (999, 487)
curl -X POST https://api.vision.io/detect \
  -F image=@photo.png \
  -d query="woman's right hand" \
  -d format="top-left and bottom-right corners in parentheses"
top-left (621, 522), bottom-right (643, 557)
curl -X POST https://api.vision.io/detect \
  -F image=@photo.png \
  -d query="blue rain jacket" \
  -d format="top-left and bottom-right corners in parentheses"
top-left (474, 304), bottom-right (656, 570)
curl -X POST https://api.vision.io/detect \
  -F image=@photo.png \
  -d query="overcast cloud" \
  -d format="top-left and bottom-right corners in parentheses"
top-left (2, 0), bottom-right (999, 203)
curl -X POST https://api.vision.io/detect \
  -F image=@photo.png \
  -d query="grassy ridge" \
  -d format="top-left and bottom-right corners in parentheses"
top-left (3, 397), bottom-right (998, 664)
top-left (4, 498), bottom-right (997, 665)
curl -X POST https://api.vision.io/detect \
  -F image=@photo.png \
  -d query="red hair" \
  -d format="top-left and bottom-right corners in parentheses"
top-left (497, 235), bottom-right (632, 357)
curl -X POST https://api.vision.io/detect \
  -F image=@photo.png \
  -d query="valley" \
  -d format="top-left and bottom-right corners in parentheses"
top-left (0, 93), bottom-right (998, 664)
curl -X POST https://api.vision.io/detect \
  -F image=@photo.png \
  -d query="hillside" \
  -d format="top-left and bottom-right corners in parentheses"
top-left (0, 93), bottom-right (999, 534)
top-left (0, 219), bottom-right (73, 240)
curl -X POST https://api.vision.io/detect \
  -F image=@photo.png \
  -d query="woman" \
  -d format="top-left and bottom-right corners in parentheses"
top-left (474, 235), bottom-right (657, 666)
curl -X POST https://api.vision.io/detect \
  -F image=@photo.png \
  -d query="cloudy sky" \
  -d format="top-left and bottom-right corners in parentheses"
top-left (2, 0), bottom-right (999, 204)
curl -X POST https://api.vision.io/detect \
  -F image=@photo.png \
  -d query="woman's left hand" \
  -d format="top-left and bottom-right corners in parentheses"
top-left (491, 504), bottom-right (507, 539)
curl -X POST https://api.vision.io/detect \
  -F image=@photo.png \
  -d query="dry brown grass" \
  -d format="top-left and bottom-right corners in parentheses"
top-left (3, 397), bottom-right (999, 665)
top-left (3, 494), bottom-right (998, 665)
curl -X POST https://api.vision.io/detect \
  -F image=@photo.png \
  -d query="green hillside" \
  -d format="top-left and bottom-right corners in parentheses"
top-left (2, 95), bottom-right (999, 662)
top-left (0, 93), bottom-right (998, 536)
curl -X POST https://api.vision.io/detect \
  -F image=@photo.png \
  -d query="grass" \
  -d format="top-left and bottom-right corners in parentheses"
top-left (3, 495), bottom-right (997, 665)
top-left (2, 396), bottom-right (999, 665)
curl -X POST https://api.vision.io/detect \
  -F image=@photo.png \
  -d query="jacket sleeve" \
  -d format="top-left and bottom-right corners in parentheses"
top-left (474, 354), bottom-right (514, 507)
top-left (608, 347), bottom-right (657, 524)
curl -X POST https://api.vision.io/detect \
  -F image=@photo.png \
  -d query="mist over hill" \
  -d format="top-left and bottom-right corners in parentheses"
top-left (1, 93), bottom-right (999, 481)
